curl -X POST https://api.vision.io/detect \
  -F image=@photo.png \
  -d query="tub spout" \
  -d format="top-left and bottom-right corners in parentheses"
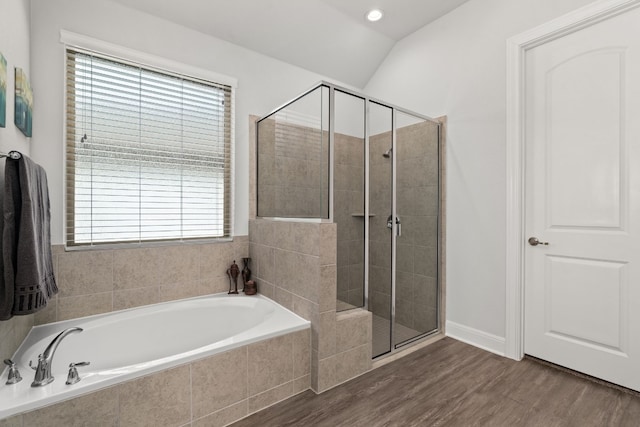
top-left (30, 327), bottom-right (83, 387)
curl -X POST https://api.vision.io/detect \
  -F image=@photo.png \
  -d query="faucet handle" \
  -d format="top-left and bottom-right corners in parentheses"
top-left (3, 359), bottom-right (22, 385)
top-left (66, 361), bottom-right (90, 385)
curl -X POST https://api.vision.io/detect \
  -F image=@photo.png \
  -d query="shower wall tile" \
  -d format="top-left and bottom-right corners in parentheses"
top-left (415, 185), bottom-right (440, 216)
top-left (396, 297), bottom-right (415, 329)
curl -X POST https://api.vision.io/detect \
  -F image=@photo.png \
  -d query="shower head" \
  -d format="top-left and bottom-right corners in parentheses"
top-left (383, 148), bottom-right (392, 158)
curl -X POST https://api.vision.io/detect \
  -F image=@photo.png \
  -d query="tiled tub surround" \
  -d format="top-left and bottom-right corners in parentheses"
top-left (0, 327), bottom-right (311, 427)
top-left (33, 238), bottom-right (248, 325)
top-left (1, 293), bottom-right (308, 419)
top-left (249, 219), bottom-right (372, 393)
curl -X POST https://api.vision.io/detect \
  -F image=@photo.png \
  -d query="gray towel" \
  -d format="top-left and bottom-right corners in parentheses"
top-left (0, 153), bottom-right (58, 320)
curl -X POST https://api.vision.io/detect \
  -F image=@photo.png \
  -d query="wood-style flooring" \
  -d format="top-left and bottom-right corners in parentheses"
top-left (231, 337), bottom-right (640, 427)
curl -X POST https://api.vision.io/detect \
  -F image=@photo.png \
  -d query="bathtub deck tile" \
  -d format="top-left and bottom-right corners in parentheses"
top-left (247, 334), bottom-right (294, 396)
top-left (119, 365), bottom-right (191, 427)
top-left (192, 400), bottom-right (248, 427)
top-left (191, 347), bottom-right (248, 418)
top-left (0, 415), bottom-right (23, 427)
top-left (293, 375), bottom-right (311, 394)
top-left (247, 381), bottom-right (294, 414)
top-left (22, 386), bottom-right (118, 427)
top-left (293, 329), bottom-right (311, 379)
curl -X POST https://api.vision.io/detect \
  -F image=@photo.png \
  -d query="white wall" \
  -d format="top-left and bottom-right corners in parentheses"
top-left (29, 0), bottom-right (338, 243)
top-left (0, 0), bottom-right (31, 159)
top-left (364, 0), bottom-right (595, 348)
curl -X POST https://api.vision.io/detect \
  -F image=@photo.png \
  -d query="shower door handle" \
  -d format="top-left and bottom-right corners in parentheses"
top-left (387, 216), bottom-right (401, 237)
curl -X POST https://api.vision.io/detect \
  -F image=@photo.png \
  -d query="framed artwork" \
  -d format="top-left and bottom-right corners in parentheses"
top-left (15, 67), bottom-right (32, 137)
top-left (0, 53), bottom-right (6, 128)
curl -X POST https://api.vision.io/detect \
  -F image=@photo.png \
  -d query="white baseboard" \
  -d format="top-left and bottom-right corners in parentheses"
top-left (446, 321), bottom-right (506, 356)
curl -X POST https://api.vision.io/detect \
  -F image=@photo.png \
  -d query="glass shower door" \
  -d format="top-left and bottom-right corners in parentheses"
top-left (393, 112), bottom-right (440, 347)
top-left (369, 102), bottom-right (393, 358)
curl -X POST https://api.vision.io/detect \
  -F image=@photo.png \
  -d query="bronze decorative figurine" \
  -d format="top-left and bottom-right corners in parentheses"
top-left (227, 260), bottom-right (240, 294)
top-left (245, 280), bottom-right (257, 295)
top-left (241, 257), bottom-right (252, 292)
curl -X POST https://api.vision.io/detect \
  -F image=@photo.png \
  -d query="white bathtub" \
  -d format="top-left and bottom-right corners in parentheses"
top-left (0, 293), bottom-right (309, 419)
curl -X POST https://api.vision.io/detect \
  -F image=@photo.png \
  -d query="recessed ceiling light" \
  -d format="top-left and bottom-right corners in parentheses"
top-left (366, 9), bottom-right (383, 22)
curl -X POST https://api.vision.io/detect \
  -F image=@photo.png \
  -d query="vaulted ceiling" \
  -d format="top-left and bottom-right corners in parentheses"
top-left (110, 0), bottom-right (470, 88)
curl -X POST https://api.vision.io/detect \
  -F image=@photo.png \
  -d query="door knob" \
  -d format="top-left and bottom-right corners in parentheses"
top-left (528, 237), bottom-right (549, 246)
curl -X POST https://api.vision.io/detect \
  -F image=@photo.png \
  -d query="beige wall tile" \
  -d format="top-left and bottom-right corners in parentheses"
top-left (319, 223), bottom-right (337, 267)
top-left (316, 355), bottom-right (337, 393)
top-left (247, 334), bottom-right (293, 395)
top-left (315, 311), bottom-right (336, 359)
top-left (33, 296), bottom-right (56, 325)
top-left (119, 365), bottom-right (191, 427)
top-left (159, 279), bottom-right (219, 302)
top-left (113, 286), bottom-right (161, 311)
top-left (0, 415), bottom-right (22, 427)
top-left (334, 344), bottom-right (371, 385)
top-left (273, 287), bottom-right (294, 312)
top-left (336, 310), bottom-right (371, 354)
top-left (293, 329), bottom-right (311, 379)
top-left (274, 250), bottom-right (319, 302)
top-left (293, 375), bottom-right (311, 394)
top-left (113, 248), bottom-right (158, 290)
top-left (57, 292), bottom-right (113, 321)
top-left (248, 381), bottom-right (294, 414)
top-left (256, 279), bottom-right (274, 299)
top-left (192, 400), bottom-right (248, 427)
top-left (154, 245), bottom-right (201, 285)
top-left (319, 265), bottom-right (337, 313)
top-left (0, 314), bottom-right (33, 369)
top-left (23, 386), bottom-right (118, 427)
top-left (57, 250), bottom-right (113, 297)
top-left (192, 347), bottom-right (248, 418)
top-left (291, 296), bottom-right (315, 321)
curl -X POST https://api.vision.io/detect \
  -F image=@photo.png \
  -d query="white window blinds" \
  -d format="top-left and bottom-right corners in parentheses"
top-left (65, 49), bottom-right (233, 247)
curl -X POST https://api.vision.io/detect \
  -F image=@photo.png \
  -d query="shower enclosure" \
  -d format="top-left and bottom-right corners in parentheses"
top-left (256, 82), bottom-right (441, 359)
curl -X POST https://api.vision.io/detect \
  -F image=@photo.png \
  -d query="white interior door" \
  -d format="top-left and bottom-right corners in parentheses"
top-left (524, 5), bottom-right (640, 391)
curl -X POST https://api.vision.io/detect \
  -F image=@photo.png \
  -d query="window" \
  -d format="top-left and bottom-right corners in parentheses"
top-left (65, 49), bottom-right (233, 247)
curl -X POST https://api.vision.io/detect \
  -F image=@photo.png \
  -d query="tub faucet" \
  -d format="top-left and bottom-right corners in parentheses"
top-left (30, 327), bottom-right (83, 387)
